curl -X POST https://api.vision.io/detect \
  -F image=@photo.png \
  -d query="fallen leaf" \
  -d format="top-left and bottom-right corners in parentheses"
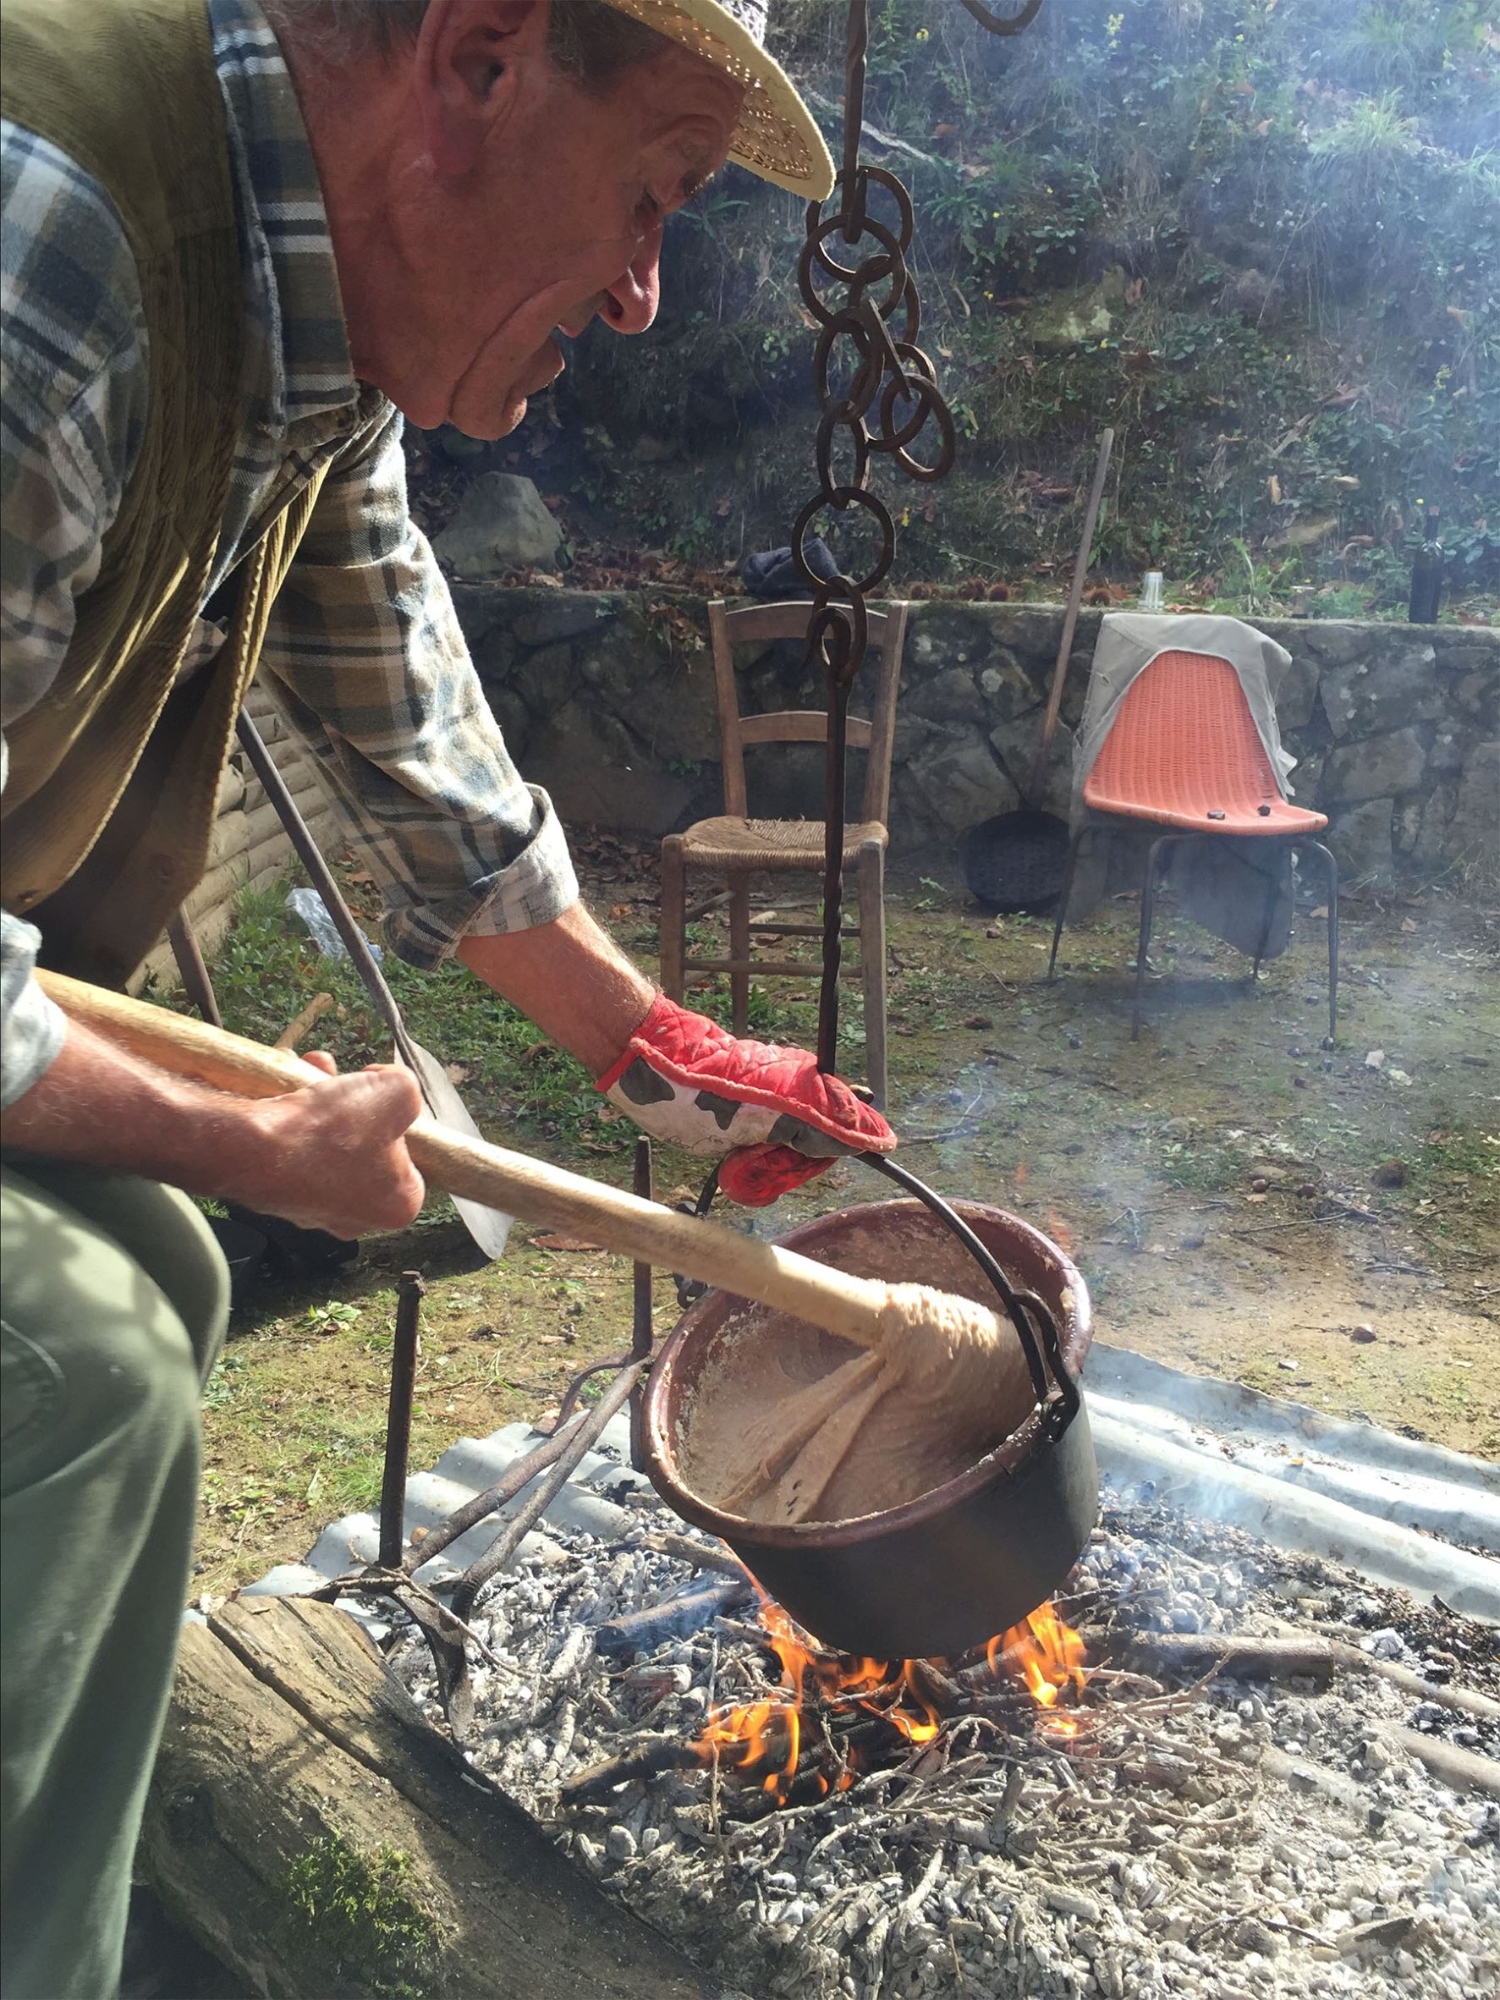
top-left (1364, 1049), bottom-right (1386, 1070)
top-left (1400, 917), bottom-right (1417, 932)
top-left (533, 1232), bottom-right (605, 1253)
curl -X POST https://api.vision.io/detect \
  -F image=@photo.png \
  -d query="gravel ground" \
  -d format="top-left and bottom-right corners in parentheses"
top-left (388, 1484), bottom-right (1500, 2000)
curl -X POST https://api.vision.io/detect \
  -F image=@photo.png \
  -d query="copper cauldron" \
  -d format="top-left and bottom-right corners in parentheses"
top-left (642, 1198), bottom-right (1096, 1660)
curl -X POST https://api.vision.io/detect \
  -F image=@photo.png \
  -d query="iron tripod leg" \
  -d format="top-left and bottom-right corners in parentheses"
top-left (630, 1136), bottom-right (654, 1473)
top-left (378, 1271), bottom-right (425, 1569)
top-left (1133, 834), bottom-right (1184, 1040)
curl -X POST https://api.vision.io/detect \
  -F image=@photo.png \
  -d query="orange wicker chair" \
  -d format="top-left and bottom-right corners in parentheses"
top-left (659, 598), bottom-right (909, 1108)
top-left (1046, 648), bottom-right (1338, 1040)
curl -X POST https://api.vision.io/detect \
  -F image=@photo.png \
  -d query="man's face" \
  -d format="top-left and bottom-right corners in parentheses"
top-left (346, 16), bottom-right (743, 439)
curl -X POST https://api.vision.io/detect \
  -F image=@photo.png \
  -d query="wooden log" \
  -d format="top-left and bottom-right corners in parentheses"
top-left (1379, 1725), bottom-right (1500, 1799)
top-left (594, 1580), bottom-right (755, 1661)
top-left (1128, 1632), bottom-right (1336, 1686)
top-left (138, 1596), bottom-right (721, 1999)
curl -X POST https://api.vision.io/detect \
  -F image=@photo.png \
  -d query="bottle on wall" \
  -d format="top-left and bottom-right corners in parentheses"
top-left (1408, 505), bottom-right (1444, 624)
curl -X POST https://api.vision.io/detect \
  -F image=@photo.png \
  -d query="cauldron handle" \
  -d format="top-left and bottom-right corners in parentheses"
top-left (859, 1154), bottom-right (1081, 1433)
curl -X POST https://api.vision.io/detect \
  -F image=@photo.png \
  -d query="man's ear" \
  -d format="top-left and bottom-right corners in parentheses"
top-left (414, 0), bottom-right (554, 176)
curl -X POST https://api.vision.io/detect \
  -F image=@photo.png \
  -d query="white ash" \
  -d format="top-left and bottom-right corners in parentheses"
top-left (386, 1495), bottom-right (1499, 2000)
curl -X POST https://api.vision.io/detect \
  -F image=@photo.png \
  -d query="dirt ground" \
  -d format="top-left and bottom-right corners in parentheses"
top-left (196, 850), bottom-right (1499, 1594)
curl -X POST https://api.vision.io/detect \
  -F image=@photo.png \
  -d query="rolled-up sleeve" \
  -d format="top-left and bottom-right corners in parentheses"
top-left (256, 403), bottom-right (577, 969)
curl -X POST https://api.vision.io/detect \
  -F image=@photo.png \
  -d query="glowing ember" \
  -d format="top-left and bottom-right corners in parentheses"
top-left (691, 1595), bottom-right (1090, 1801)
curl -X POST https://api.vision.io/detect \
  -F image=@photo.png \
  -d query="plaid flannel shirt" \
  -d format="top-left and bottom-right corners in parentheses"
top-left (0, 0), bottom-right (577, 1108)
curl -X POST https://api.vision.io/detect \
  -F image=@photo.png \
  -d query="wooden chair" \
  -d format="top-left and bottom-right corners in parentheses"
top-left (659, 598), bottom-right (910, 1109)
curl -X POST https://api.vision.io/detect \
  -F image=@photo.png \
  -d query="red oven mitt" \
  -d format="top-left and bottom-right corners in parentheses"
top-left (596, 996), bottom-right (895, 1207)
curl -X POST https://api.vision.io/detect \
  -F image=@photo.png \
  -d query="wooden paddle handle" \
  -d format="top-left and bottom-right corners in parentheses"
top-left (38, 971), bottom-right (907, 1351)
top-left (1025, 426), bottom-right (1114, 802)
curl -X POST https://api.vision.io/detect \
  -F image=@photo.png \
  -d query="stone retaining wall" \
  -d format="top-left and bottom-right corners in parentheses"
top-left (453, 589), bottom-right (1498, 887)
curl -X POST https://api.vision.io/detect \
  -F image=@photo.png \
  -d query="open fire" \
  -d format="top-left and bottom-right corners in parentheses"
top-left (389, 1485), bottom-right (1498, 2000)
top-left (694, 1597), bottom-right (1092, 1802)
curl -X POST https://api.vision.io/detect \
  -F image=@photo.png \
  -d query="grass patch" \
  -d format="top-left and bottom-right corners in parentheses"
top-left (282, 1835), bottom-right (439, 2000)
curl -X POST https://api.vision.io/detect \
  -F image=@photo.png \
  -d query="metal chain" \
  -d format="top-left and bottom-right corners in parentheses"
top-left (798, 0), bottom-right (1045, 1072)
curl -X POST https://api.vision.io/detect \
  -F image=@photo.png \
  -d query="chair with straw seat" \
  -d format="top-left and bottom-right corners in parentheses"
top-left (659, 597), bottom-right (909, 1108)
top-left (1046, 647), bottom-right (1338, 1040)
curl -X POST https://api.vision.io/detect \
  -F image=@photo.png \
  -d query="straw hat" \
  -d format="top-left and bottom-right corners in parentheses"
top-left (602, 0), bottom-right (835, 198)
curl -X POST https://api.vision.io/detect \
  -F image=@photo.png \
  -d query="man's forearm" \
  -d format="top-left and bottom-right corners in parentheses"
top-left (457, 902), bottom-right (654, 1073)
top-left (1, 1018), bottom-right (425, 1237)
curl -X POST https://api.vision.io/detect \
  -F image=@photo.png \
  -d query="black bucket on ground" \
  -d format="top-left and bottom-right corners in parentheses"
top-left (960, 811), bottom-right (1072, 916)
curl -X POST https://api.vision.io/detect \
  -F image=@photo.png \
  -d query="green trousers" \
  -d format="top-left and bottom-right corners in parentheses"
top-left (1, 1159), bottom-right (228, 2000)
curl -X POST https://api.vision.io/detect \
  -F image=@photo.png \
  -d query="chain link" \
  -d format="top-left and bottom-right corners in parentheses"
top-left (799, 0), bottom-right (1046, 1072)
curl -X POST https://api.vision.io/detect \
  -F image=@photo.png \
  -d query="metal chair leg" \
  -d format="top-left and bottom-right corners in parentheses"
top-left (856, 839), bottom-right (888, 1111)
top-left (1047, 830), bottom-right (1085, 982)
top-left (659, 835), bottom-right (686, 1002)
top-left (1305, 840), bottom-right (1339, 1044)
top-left (1133, 835), bottom-right (1177, 1041)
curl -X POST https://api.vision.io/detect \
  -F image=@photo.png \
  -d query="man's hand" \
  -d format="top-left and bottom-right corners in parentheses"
top-left (456, 909), bottom-right (896, 1204)
top-left (222, 1052), bottom-right (425, 1237)
top-left (595, 996), bottom-right (895, 1207)
top-left (1, 1020), bottom-right (425, 1239)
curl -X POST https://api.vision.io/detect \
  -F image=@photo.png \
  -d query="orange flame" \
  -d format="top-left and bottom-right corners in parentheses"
top-left (692, 1597), bottom-right (946, 1800)
top-left (987, 1602), bottom-right (1090, 1729)
top-left (690, 1595), bottom-right (1089, 1802)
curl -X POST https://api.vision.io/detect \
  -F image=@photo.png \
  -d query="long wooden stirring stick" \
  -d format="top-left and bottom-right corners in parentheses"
top-left (35, 970), bottom-right (1008, 1364)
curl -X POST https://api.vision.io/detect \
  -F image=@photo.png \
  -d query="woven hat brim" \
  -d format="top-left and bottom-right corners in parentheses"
top-left (601, 0), bottom-right (836, 199)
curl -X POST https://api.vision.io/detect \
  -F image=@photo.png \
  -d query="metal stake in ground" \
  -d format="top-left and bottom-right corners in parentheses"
top-left (630, 1135), bottom-right (654, 1473)
top-left (379, 1270), bottom-right (425, 1569)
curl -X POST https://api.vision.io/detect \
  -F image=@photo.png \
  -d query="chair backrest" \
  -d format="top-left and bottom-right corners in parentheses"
top-left (1086, 649), bottom-right (1281, 811)
top-left (705, 598), bottom-right (910, 826)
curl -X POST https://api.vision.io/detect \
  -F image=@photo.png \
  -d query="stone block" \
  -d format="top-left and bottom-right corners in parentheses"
top-left (1286, 747), bottom-right (1323, 805)
top-left (1327, 798), bottom-right (1394, 883)
top-left (522, 700), bottom-right (692, 836)
top-left (904, 730), bottom-right (1018, 831)
top-left (432, 473), bottom-right (563, 578)
top-left (513, 640), bottom-right (584, 714)
top-left (1454, 741), bottom-right (1499, 880)
top-left (1411, 778), bottom-right (1460, 868)
top-left (906, 667), bottom-right (987, 727)
top-left (487, 689), bottom-right (532, 761)
top-left (1287, 620), bottom-right (1368, 668)
top-left (512, 596), bottom-right (619, 648)
top-left (1322, 727), bottom-right (1426, 805)
top-left (1319, 643), bottom-right (1441, 739)
top-left (987, 715), bottom-right (1074, 814)
top-left (448, 582), bottom-right (517, 651)
top-left (906, 605), bottom-right (996, 669)
top-left (1450, 667), bottom-right (1500, 729)
top-left (978, 646), bottom-right (1046, 722)
top-left (1428, 718), bottom-right (1482, 773)
top-left (1271, 650), bottom-right (1319, 731)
